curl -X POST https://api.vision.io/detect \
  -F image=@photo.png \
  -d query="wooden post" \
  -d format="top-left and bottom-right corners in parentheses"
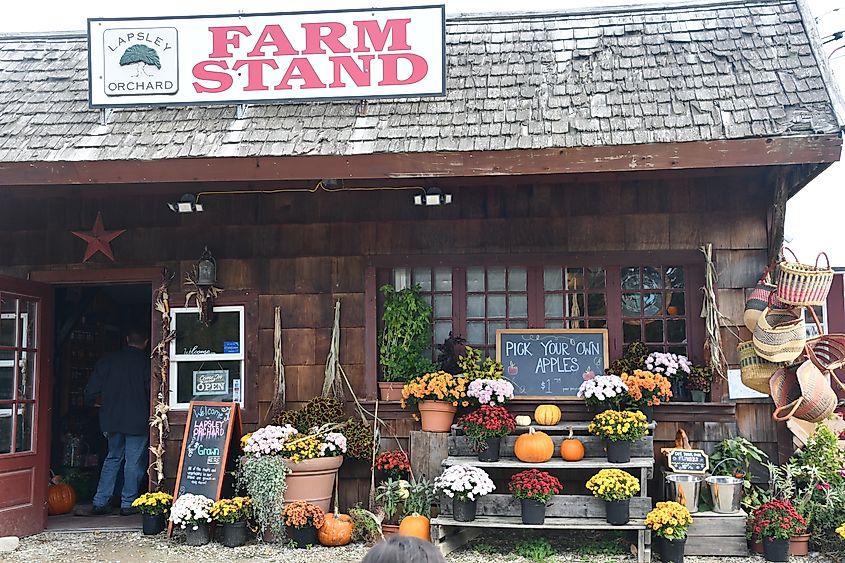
top-left (410, 430), bottom-right (449, 481)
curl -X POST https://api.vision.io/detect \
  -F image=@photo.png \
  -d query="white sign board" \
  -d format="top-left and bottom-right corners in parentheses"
top-left (727, 368), bottom-right (768, 400)
top-left (193, 370), bottom-right (229, 396)
top-left (88, 6), bottom-right (446, 108)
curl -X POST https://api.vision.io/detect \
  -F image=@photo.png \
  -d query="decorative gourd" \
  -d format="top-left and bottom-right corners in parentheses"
top-left (514, 427), bottom-right (554, 463)
top-left (533, 404), bottom-right (561, 426)
top-left (399, 513), bottom-right (431, 542)
top-left (514, 415), bottom-right (532, 427)
top-left (317, 511), bottom-right (354, 546)
top-left (560, 427), bottom-right (585, 462)
top-left (47, 481), bottom-right (76, 515)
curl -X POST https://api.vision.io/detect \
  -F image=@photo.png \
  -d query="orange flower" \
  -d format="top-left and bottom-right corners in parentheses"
top-left (621, 370), bottom-right (672, 407)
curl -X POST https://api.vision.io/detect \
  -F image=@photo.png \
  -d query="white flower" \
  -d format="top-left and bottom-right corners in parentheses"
top-left (467, 379), bottom-right (515, 406)
top-left (434, 465), bottom-right (495, 501)
top-left (169, 494), bottom-right (214, 529)
top-left (243, 424), bottom-right (298, 457)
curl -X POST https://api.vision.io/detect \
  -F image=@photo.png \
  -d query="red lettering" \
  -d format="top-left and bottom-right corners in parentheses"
top-left (192, 60), bottom-right (233, 93)
top-left (329, 55), bottom-right (373, 88)
top-left (246, 25), bottom-right (298, 57)
top-left (274, 58), bottom-right (327, 90)
top-left (232, 59), bottom-right (279, 91)
top-left (353, 18), bottom-right (411, 52)
top-left (378, 53), bottom-right (428, 86)
top-left (301, 22), bottom-right (350, 54)
top-left (208, 25), bottom-right (251, 58)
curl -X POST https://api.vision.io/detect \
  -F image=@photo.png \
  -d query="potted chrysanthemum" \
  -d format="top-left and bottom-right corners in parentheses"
top-left (751, 499), bottom-right (807, 562)
top-left (457, 405), bottom-right (516, 462)
top-left (577, 372), bottom-right (628, 412)
top-left (434, 464), bottom-right (495, 522)
top-left (586, 468), bottom-right (641, 525)
top-left (645, 501), bottom-right (693, 562)
top-left (588, 409), bottom-right (649, 463)
top-left (466, 378), bottom-right (514, 407)
top-left (402, 370), bottom-right (468, 432)
top-left (169, 493), bottom-right (214, 546)
top-left (282, 500), bottom-right (326, 548)
top-left (211, 496), bottom-right (253, 548)
top-left (131, 491), bottom-right (173, 535)
top-left (509, 469), bottom-right (563, 525)
top-left (621, 369), bottom-right (672, 421)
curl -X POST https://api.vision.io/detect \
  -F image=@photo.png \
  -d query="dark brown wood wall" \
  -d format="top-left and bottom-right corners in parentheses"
top-left (0, 168), bottom-right (784, 506)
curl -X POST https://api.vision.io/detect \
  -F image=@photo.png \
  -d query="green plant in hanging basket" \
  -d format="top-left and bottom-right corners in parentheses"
top-left (379, 284), bottom-right (436, 383)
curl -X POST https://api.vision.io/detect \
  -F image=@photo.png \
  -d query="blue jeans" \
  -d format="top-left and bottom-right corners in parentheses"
top-left (93, 432), bottom-right (148, 508)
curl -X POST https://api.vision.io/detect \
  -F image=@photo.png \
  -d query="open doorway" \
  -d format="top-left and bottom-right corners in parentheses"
top-left (48, 283), bottom-right (151, 531)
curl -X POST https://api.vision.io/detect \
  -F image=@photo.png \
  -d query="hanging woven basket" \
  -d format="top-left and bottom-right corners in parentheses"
top-left (738, 341), bottom-right (779, 395)
top-left (770, 361), bottom-right (838, 423)
top-left (752, 293), bottom-right (806, 363)
top-left (743, 263), bottom-right (781, 332)
top-left (776, 249), bottom-right (833, 307)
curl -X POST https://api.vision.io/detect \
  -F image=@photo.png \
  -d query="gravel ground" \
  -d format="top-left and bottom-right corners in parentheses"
top-left (2, 531), bottom-right (839, 563)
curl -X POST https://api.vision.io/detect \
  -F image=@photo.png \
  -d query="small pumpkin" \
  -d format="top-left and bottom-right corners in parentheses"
top-left (560, 426), bottom-right (585, 462)
top-left (515, 415), bottom-right (532, 427)
top-left (667, 306), bottom-right (680, 316)
top-left (399, 513), bottom-right (431, 542)
top-left (514, 427), bottom-right (555, 463)
top-left (534, 404), bottom-right (561, 426)
top-left (318, 510), bottom-right (354, 546)
top-left (47, 481), bottom-right (76, 515)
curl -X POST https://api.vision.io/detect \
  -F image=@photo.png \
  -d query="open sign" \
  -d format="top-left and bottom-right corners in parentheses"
top-left (193, 370), bottom-right (229, 395)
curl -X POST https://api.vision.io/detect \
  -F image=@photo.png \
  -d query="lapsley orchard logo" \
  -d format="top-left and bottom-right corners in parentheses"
top-left (102, 27), bottom-right (178, 96)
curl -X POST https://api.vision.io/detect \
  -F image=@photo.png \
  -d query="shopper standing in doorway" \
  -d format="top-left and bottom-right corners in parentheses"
top-left (79, 328), bottom-right (150, 516)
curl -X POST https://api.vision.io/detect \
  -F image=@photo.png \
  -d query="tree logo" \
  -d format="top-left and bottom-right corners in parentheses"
top-left (119, 44), bottom-right (161, 77)
top-left (102, 27), bottom-right (178, 97)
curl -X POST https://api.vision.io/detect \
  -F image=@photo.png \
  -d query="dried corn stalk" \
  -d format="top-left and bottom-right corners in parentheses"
top-left (322, 300), bottom-right (345, 400)
top-left (149, 268), bottom-right (175, 489)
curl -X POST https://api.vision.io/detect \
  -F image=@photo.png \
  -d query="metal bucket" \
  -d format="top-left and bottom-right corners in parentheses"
top-left (665, 474), bottom-right (703, 513)
top-left (706, 475), bottom-right (743, 514)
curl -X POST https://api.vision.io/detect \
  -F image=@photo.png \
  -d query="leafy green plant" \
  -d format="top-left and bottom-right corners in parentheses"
top-left (457, 345), bottom-right (504, 381)
top-left (471, 542), bottom-right (498, 555)
top-left (375, 477), bottom-right (410, 524)
top-left (403, 476), bottom-right (436, 518)
top-left (236, 455), bottom-right (290, 538)
top-left (514, 536), bottom-right (556, 562)
top-left (791, 426), bottom-right (845, 481)
top-left (606, 340), bottom-right (648, 375)
top-left (710, 436), bottom-right (769, 511)
top-left (349, 505), bottom-right (382, 543)
top-left (379, 284), bottom-right (436, 382)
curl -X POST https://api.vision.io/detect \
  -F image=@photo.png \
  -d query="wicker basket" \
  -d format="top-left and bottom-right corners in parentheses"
top-left (738, 341), bottom-right (778, 395)
top-left (804, 307), bottom-right (845, 373)
top-left (744, 263), bottom-right (780, 332)
top-left (776, 250), bottom-right (833, 307)
top-left (752, 296), bottom-right (806, 363)
top-left (770, 361), bottom-right (838, 423)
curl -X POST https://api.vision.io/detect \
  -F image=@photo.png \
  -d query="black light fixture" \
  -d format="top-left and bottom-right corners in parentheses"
top-left (196, 247), bottom-right (217, 287)
top-left (413, 187), bottom-right (453, 206)
top-left (168, 193), bottom-right (204, 213)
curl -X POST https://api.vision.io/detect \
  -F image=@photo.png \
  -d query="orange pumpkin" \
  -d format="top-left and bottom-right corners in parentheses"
top-left (667, 306), bottom-right (679, 316)
top-left (317, 511), bottom-right (354, 546)
top-left (533, 404), bottom-right (561, 426)
top-left (399, 513), bottom-right (431, 542)
top-left (560, 427), bottom-right (585, 462)
top-left (47, 482), bottom-right (76, 515)
top-left (514, 427), bottom-right (554, 463)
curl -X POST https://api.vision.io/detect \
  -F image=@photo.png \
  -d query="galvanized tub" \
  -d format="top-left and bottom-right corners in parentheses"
top-left (706, 475), bottom-right (743, 514)
top-left (665, 473), bottom-right (703, 513)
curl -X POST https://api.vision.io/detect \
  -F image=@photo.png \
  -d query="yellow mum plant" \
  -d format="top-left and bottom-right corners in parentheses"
top-left (131, 491), bottom-right (173, 515)
top-left (210, 496), bottom-right (252, 524)
top-left (837, 522), bottom-right (845, 540)
top-left (282, 434), bottom-right (323, 463)
top-left (622, 369), bottom-right (672, 407)
top-left (586, 469), bottom-right (641, 501)
top-left (645, 501), bottom-right (693, 540)
top-left (401, 370), bottom-right (468, 410)
top-left (589, 410), bottom-right (649, 442)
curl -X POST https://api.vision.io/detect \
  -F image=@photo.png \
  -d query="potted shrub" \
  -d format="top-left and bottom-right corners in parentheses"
top-left (131, 491), bottom-right (172, 535)
top-left (399, 476), bottom-right (436, 542)
top-left (457, 346), bottom-right (504, 382)
top-left (379, 284), bottom-right (437, 401)
top-left (586, 468), bottom-right (641, 525)
top-left (508, 469), bottom-right (563, 525)
top-left (466, 378), bottom-right (514, 407)
top-left (281, 429), bottom-right (347, 512)
top-left (645, 501), bottom-right (693, 563)
top-left (282, 500), bottom-right (326, 548)
top-left (620, 369), bottom-right (672, 421)
top-left (402, 370), bottom-right (468, 432)
top-left (645, 351), bottom-right (692, 401)
top-left (686, 365), bottom-right (712, 403)
top-left (375, 450), bottom-right (411, 481)
top-left (457, 405), bottom-right (516, 462)
top-left (751, 499), bottom-right (807, 562)
top-left (375, 477), bottom-right (411, 534)
top-left (211, 496), bottom-right (252, 548)
top-left (169, 493), bottom-right (214, 546)
top-left (434, 464), bottom-right (495, 522)
top-left (588, 410), bottom-right (649, 463)
top-left (577, 372), bottom-right (629, 412)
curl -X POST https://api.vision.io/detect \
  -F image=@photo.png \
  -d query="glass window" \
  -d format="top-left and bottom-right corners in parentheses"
top-left (0, 295), bottom-right (35, 455)
top-left (544, 267), bottom-right (607, 330)
top-left (621, 265), bottom-right (688, 356)
top-left (466, 267), bottom-right (528, 355)
top-left (170, 306), bottom-right (245, 408)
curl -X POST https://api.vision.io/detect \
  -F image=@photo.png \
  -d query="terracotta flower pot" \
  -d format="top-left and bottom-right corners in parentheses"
top-left (381, 523), bottom-right (401, 540)
top-left (789, 533), bottom-right (810, 556)
top-left (378, 382), bottom-right (405, 402)
top-left (283, 455), bottom-right (343, 513)
top-left (418, 401), bottom-right (457, 432)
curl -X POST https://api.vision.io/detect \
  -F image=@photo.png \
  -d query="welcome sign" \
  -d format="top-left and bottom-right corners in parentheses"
top-left (88, 5), bottom-right (446, 108)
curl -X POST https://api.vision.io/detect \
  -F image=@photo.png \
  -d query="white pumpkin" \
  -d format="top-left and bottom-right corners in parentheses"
top-left (515, 415), bottom-right (532, 427)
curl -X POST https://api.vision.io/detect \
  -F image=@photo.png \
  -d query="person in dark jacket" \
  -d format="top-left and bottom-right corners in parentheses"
top-left (81, 328), bottom-right (150, 516)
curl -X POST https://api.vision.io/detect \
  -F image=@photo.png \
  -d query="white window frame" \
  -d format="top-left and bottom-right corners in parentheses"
top-left (168, 305), bottom-right (245, 409)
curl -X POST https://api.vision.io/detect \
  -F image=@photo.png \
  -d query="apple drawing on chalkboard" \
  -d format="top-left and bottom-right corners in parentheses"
top-left (508, 361), bottom-right (518, 376)
top-left (583, 368), bottom-right (596, 381)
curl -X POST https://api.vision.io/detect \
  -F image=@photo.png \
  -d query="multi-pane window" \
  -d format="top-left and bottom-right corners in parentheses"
top-left (0, 296), bottom-right (35, 455)
top-left (621, 266), bottom-right (688, 356)
top-left (394, 268), bottom-right (453, 356)
top-left (466, 267), bottom-right (528, 356)
top-left (544, 267), bottom-right (607, 329)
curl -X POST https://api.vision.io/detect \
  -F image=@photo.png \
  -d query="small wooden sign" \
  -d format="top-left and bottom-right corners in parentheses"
top-left (666, 448), bottom-right (709, 474)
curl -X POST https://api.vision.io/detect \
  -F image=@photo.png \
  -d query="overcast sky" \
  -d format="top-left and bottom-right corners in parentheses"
top-left (3, 0), bottom-right (844, 264)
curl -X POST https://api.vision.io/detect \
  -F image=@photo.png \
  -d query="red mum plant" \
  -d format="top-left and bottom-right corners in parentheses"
top-left (374, 450), bottom-right (411, 480)
top-left (509, 469), bottom-right (563, 504)
top-left (457, 406), bottom-right (516, 453)
top-left (750, 499), bottom-right (806, 541)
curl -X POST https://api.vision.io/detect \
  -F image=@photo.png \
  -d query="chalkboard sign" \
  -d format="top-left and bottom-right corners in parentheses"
top-left (173, 401), bottom-right (241, 501)
top-left (496, 329), bottom-right (609, 398)
top-left (667, 448), bottom-right (710, 474)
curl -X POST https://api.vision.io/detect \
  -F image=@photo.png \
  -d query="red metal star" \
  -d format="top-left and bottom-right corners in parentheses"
top-left (71, 212), bottom-right (125, 262)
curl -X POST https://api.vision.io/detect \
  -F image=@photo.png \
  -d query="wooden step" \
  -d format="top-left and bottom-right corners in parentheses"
top-left (442, 456), bottom-right (654, 470)
top-left (432, 514), bottom-right (647, 530)
top-left (449, 434), bottom-right (654, 458)
top-left (439, 493), bottom-right (651, 519)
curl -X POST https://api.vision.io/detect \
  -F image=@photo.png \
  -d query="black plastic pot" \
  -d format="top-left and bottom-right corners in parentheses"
top-left (605, 499), bottom-right (630, 525)
top-left (185, 522), bottom-right (210, 546)
top-left (142, 513), bottom-right (166, 535)
top-left (606, 439), bottom-right (632, 463)
top-left (762, 537), bottom-right (790, 562)
top-left (452, 497), bottom-right (477, 522)
top-left (690, 390), bottom-right (707, 403)
top-left (286, 524), bottom-right (317, 548)
top-left (477, 437), bottom-right (501, 462)
top-left (640, 405), bottom-right (654, 423)
top-left (221, 520), bottom-right (249, 548)
top-left (658, 537), bottom-right (686, 563)
top-left (520, 499), bottom-right (546, 525)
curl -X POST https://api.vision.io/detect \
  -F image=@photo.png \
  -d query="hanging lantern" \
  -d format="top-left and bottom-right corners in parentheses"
top-left (197, 247), bottom-right (217, 287)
